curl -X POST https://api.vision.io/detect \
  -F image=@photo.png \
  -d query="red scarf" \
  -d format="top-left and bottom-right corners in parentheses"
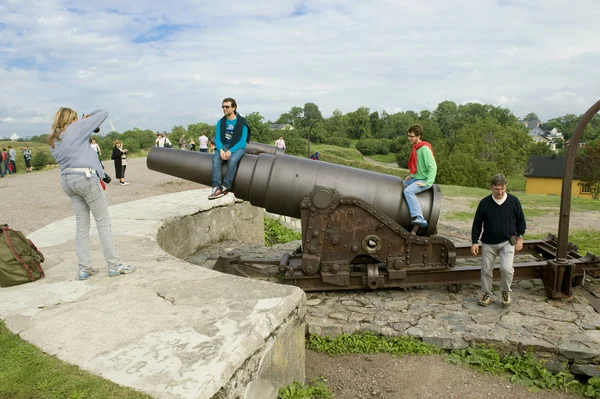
top-left (408, 141), bottom-right (433, 175)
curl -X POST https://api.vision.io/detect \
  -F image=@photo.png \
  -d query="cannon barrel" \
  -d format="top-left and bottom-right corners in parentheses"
top-left (147, 146), bottom-right (441, 235)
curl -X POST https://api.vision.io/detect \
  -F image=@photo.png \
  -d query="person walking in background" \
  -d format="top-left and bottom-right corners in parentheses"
top-left (471, 174), bottom-right (526, 308)
top-left (90, 137), bottom-right (101, 157)
top-left (0, 148), bottom-right (8, 177)
top-left (22, 146), bottom-right (33, 172)
top-left (403, 124), bottom-right (437, 228)
top-left (8, 146), bottom-right (17, 174)
top-left (275, 136), bottom-right (286, 151)
top-left (208, 97), bottom-right (249, 199)
top-left (179, 135), bottom-right (187, 150)
top-left (48, 107), bottom-right (135, 280)
top-left (111, 140), bottom-right (129, 186)
top-left (155, 133), bottom-right (172, 148)
top-left (198, 132), bottom-right (209, 153)
top-left (188, 138), bottom-right (196, 151)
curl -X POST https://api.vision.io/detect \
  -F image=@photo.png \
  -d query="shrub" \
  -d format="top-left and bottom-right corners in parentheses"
top-left (31, 151), bottom-right (50, 170)
top-left (323, 136), bottom-right (351, 148)
top-left (356, 139), bottom-right (390, 155)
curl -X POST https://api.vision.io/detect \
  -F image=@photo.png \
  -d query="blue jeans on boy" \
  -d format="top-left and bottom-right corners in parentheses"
top-left (402, 178), bottom-right (431, 218)
top-left (212, 147), bottom-right (246, 189)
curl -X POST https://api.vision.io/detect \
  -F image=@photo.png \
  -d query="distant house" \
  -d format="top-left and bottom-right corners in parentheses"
top-left (528, 124), bottom-right (564, 153)
top-left (268, 124), bottom-right (294, 131)
top-left (519, 119), bottom-right (541, 130)
top-left (524, 155), bottom-right (592, 198)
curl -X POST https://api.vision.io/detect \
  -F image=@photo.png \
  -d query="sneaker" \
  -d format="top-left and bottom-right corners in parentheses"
top-left (411, 216), bottom-right (428, 227)
top-left (479, 293), bottom-right (493, 307)
top-left (119, 181), bottom-right (130, 186)
top-left (79, 268), bottom-right (99, 280)
top-left (208, 187), bottom-right (225, 199)
top-left (502, 291), bottom-right (512, 307)
top-left (108, 264), bottom-right (136, 277)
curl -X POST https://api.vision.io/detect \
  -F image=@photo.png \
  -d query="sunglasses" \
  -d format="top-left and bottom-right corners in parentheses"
top-left (221, 105), bottom-right (232, 109)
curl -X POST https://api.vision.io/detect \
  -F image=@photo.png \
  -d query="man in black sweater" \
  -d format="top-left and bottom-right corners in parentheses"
top-left (471, 174), bottom-right (526, 307)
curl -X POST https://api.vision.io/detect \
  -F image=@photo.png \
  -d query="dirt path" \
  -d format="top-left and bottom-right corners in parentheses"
top-left (306, 352), bottom-right (581, 399)
top-left (2, 157), bottom-right (595, 398)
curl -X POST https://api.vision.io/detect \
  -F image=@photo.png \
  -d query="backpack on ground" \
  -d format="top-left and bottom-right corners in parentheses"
top-left (0, 225), bottom-right (45, 287)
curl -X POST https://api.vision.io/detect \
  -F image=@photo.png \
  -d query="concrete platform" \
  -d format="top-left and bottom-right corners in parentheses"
top-left (0, 189), bottom-right (306, 399)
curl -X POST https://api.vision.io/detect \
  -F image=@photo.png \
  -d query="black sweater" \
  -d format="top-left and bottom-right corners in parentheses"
top-left (471, 194), bottom-right (526, 245)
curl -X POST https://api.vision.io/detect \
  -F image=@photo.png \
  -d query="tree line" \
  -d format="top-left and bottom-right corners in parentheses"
top-left (21, 100), bottom-right (600, 195)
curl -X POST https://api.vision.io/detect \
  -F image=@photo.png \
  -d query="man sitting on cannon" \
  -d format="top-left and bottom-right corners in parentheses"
top-left (208, 97), bottom-right (250, 199)
top-left (403, 124), bottom-right (437, 228)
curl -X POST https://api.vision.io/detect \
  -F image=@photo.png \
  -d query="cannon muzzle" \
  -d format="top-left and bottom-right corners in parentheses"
top-left (147, 146), bottom-right (440, 235)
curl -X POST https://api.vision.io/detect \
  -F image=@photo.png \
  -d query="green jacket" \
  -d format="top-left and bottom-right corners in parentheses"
top-left (411, 146), bottom-right (437, 186)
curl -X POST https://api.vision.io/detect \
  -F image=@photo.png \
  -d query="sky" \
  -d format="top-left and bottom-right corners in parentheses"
top-left (1, 0), bottom-right (599, 138)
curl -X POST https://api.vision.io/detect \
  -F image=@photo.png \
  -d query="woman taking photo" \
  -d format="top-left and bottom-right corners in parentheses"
top-left (48, 108), bottom-right (135, 280)
top-left (111, 140), bottom-right (129, 186)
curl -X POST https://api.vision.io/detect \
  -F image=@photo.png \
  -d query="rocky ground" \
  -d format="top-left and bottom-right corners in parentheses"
top-left (3, 157), bottom-right (599, 399)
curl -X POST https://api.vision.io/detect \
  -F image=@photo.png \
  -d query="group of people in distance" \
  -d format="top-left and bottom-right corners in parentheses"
top-left (0, 145), bottom-right (33, 177)
top-left (47, 98), bottom-right (526, 309)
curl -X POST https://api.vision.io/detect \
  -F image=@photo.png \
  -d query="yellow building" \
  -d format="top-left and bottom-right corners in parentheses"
top-left (524, 156), bottom-right (592, 198)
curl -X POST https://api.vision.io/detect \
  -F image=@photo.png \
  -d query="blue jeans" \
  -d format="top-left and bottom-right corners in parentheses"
top-left (3, 160), bottom-right (10, 175)
top-left (212, 147), bottom-right (246, 189)
top-left (61, 173), bottom-right (123, 273)
top-left (402, 178), bottom-right (431, 218)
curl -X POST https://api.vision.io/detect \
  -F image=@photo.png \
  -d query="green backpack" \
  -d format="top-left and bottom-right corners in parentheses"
top-left (0, 225), bottom-right (45, 287)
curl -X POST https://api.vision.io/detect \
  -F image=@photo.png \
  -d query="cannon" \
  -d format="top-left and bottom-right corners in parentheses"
top-left (148, 141), bottom-right (600, 298)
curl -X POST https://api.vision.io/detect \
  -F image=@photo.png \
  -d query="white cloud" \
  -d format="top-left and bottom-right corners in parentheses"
top-left (1, 117), bottom-right (17, 123)
top-left (1, 0), bottom-right (599, 137)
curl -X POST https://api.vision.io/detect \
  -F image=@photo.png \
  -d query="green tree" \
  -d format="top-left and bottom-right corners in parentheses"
top-left (245, 112), bottom-right (272, 143)
top-left (528, 142), bottom-right (554, 156)
top-left (283, 131), bottom-right (308, 156)
top-left (300, 103), bottom-right (323, 129)
top-left (436, 117), bottom-right (531, 187)
top-left (276, 106), bottom-right (304, 128)
top-left (575, 140), bottom-right (600, 199)
top-left (546, 114), bottom-right (579, 139)
top-left (323, 109), bottom-right (348, 137)
top-left (380, 111), bottom-right (413, 139)
top-left (345, 107), bottom-right (371, 139)
top-left (524, 112), bottom-right (539, 121)
top-left (169, 125), bottom-right (187, 145)
top-left (187, 122), bottom-right (214, 140)
top-left (370, 111), bottom-right (384, 138)
top-left (434, 101), bottom-right (458, 139)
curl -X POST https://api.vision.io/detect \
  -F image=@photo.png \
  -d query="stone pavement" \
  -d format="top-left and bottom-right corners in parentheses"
top-left (0, 189), bottom-right (306, 399)
top-left (189, 240), bottom-right (600, 378)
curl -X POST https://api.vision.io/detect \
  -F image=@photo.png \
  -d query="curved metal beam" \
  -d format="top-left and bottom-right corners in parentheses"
top-left (556, 99), bottom-right (600, 261)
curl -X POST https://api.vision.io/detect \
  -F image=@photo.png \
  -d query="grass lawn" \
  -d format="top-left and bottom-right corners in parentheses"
top-left (0, 321), bottom-right (150, 399)
top-left (368, 153), bottom-right (398, 164)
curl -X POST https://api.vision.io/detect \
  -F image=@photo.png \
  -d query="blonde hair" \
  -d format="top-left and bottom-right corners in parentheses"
top-left (48, 107), bottom-right (78, 148)
top-left (114, 139), bottom-right (122, 147)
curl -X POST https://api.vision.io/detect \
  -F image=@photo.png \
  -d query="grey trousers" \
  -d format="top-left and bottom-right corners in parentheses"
top-left (480, 241), bottom-right (515, 294)
top-left (61, 173), bottom-right (122, 273)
